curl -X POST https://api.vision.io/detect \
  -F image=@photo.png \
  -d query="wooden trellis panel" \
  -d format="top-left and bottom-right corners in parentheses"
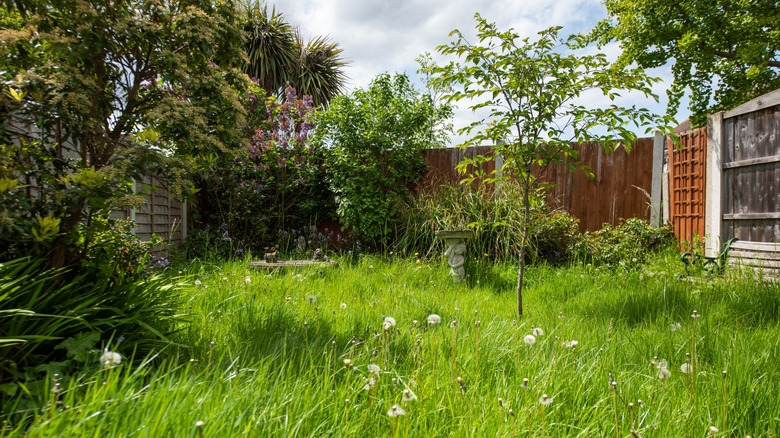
top-left (668, 127), bottom-right (707, 244)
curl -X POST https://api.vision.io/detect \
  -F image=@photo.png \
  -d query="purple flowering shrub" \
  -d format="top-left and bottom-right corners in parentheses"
top-left (197, 83), bottom-right (334, 252)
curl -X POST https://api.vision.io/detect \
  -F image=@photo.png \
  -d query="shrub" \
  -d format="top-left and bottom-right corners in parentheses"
top-left (570, 217), bottom-right (675, 266)
top-left (315, 73), bottom-right (452, 246)
top-left (198, 84), bottom-right (334, 252)
top-left (397, 181), bottom-right (579, 264)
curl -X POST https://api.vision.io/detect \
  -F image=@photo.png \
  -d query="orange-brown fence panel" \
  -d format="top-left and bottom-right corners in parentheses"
top-left (421, 139), bottom-right (656, 233)
top-left (668, 127), bottom-right (707, 245)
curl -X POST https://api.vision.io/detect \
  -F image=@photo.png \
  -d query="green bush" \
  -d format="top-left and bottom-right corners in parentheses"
top-left (0, 257), bottom-right (184, 389)
top-left (397, 181), bottom-right (579, 264)
top-left (316, 73), bottom-right (452, 246)
top-left (570, 217), bottom-right (675, 266)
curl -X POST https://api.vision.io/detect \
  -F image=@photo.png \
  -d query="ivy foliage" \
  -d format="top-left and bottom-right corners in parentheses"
top-left (315, 73), bottom-right (452, 246)
top-left (587, 0), bottom-right (780, 126)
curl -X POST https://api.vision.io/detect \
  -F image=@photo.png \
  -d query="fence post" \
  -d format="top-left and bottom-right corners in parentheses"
top-left (705, 112), bottom-right (724, 258)
top-left (130, 179), bottom-right (137, 235)
top-left (651, 132), bottom-right (664, 227)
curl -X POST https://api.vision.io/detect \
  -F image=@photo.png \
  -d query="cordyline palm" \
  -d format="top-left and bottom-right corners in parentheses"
top-left (241, 5), bottom-right (296, 97)
top-left (291, 34), bottom-right (347, 108)
top-left (241, 5), bottom-right (347, 108)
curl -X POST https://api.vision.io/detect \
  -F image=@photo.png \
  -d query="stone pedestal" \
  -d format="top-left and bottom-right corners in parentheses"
top-left (434, 230), bottom-right (473, 283)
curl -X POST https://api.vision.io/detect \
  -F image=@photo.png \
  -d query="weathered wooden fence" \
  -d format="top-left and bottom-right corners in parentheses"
top-left (668, 126), bottom-right (707, 245)
top-left (421, 138), bottom-right (664, 233)
top-left (110, 175), bottom-right (187, 257)
top-left (706, 88), bottom-right (780, 274)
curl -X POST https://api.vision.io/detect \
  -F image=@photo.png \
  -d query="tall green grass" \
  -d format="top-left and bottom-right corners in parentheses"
top-left (4, 252), bottom-right (780, 437)
top-left (396, 182), bottom-right (579, 264)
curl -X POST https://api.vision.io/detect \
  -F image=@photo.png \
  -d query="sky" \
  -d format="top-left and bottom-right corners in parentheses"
top-left (272, 0), bottom-right (685, 146)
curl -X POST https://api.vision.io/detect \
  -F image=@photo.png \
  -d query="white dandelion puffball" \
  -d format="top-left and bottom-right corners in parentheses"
top-left (427, 314), bottom-right (441, 325)
top-left (539, 394), bottom-right (553, 406)
top-left (403, 388), bottom-right (417, 402)
top-left (306, 295), bottom-right (317, 304)
top-left (194, 280), bottom-right (202, 286)
top-left (655, 359), bottom-right (669, 370)
top-left (367, 364), bottom-right (382, 375)
top-left (387, 404), bottom-right (406, 417)
top-left (709, 426), bottom-right (719, 435)
top-left (383, 316), bottom-right (396, 331)
top-left (524, 334), bottom-right (536, 346)
top-left (195, 421), bottom-right (204, 428)
top-left (362, 377), bottom-right (376, 391)
top-left (100, 350), bottom-right (122, 368)
top-left (658, 368), bottom-right (671, 380)
top-left (681, 363), bottom-right (693, 374)
top-left (244, 276), bottom-right (251, 284)
top-left (532, 327), bottom-right (544, 337)
top-left (340, 303), bottom-right (347, 309)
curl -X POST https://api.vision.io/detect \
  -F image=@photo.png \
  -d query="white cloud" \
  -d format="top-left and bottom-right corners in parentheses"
top-left (271, 0), bottom-right (685, 145)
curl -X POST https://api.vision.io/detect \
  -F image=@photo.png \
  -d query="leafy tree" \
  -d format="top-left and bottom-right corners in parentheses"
top-left (241, 5), bottom-right (347, 108)
top-left (588, 0), bottom-right (780, 126)
top-left (316, 73), bottom-right (452, 246)
top-left (0, 0), bottom-right (248, 269)
top-left (430, 14), bottom-right (672, 317)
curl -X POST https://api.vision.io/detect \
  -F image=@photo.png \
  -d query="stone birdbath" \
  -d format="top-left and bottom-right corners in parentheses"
top-left (434, 230), bottom-right (473, 283)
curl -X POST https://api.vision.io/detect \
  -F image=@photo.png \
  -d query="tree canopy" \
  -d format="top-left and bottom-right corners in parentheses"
top-left (588, 0), bottom-right (780, 126)
top-left (0, 0), bottom-right (249, 268)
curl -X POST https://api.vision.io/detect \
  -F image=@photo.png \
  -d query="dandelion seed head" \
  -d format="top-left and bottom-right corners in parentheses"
top-left (383, 316), bottom-right (396, 331)
top-left (194, 280), bottom-right (202, 286)
top-left (709, 426), bottom-right (719, 435)
top-left (387, 404), bottom-right (406, 417)
top-left (427, 314), bottom-right (441, 325)
top-left (403, 389), bottom-right (417, 402)
top-left (681, 363), bottom-right (693, 374)
top-left (539, 394), bottom-right (552, 406)
top-left (340, 303), bottom-right (347, 309)
top-left (100, 350), bottom-right (121, 368)
top-left (449, 320), bottom-right (457, 328)
top-left (522, 378), bottom-right (529, 388)
top-left (532, 327), bottom-right (544, 337)
top-left (524, 334), bottom-right (536, 346)
top-left (658, 368), bottom-right (671, 379)
top-left (368, 364), bottom-right (381, 374)
top-left (306, 295), bottom-right (316, 304)
top-left (244, 276), bottom-right (251, 284)
top-left (195, 421), bottom-right (204, 428)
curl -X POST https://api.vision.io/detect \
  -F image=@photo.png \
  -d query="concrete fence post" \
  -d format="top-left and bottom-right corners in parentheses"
top-left (705, 112), bottom-right (725, 258)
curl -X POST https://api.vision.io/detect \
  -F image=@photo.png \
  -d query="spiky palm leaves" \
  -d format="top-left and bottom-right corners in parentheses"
top-left (292, 35), bottom-right (347, 108)
top-left (241, 5), bottom-right (347, 108)
top-left (242, 6), bottom-right (296, 96)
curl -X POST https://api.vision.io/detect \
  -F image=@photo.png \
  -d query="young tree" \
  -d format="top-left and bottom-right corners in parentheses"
top-left (0, 0), bottom-right (248, 269)
top-left (588, 0), bottom-right (780, 126)
top-left (316, 73), bottom-right (452, 246)
top-left (430, 14), bottom-right (673, 317)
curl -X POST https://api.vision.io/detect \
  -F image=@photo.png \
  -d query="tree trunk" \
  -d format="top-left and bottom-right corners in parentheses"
top-left (516, 171), bottom-right (532, 318)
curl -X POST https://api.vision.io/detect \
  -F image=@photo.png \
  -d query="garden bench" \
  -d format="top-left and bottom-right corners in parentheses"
top-left (679, 238), bottom-right (739, 277)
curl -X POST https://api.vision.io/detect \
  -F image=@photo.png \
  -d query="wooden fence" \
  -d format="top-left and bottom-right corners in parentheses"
top-left (421, 138), bottom-right (664, 233)
top-left (668, 126), bottom-right (707, 245)
top-left (110, 175), bottom-right (187, 257)
top-left (705, 88), bottom-right (780, 274)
